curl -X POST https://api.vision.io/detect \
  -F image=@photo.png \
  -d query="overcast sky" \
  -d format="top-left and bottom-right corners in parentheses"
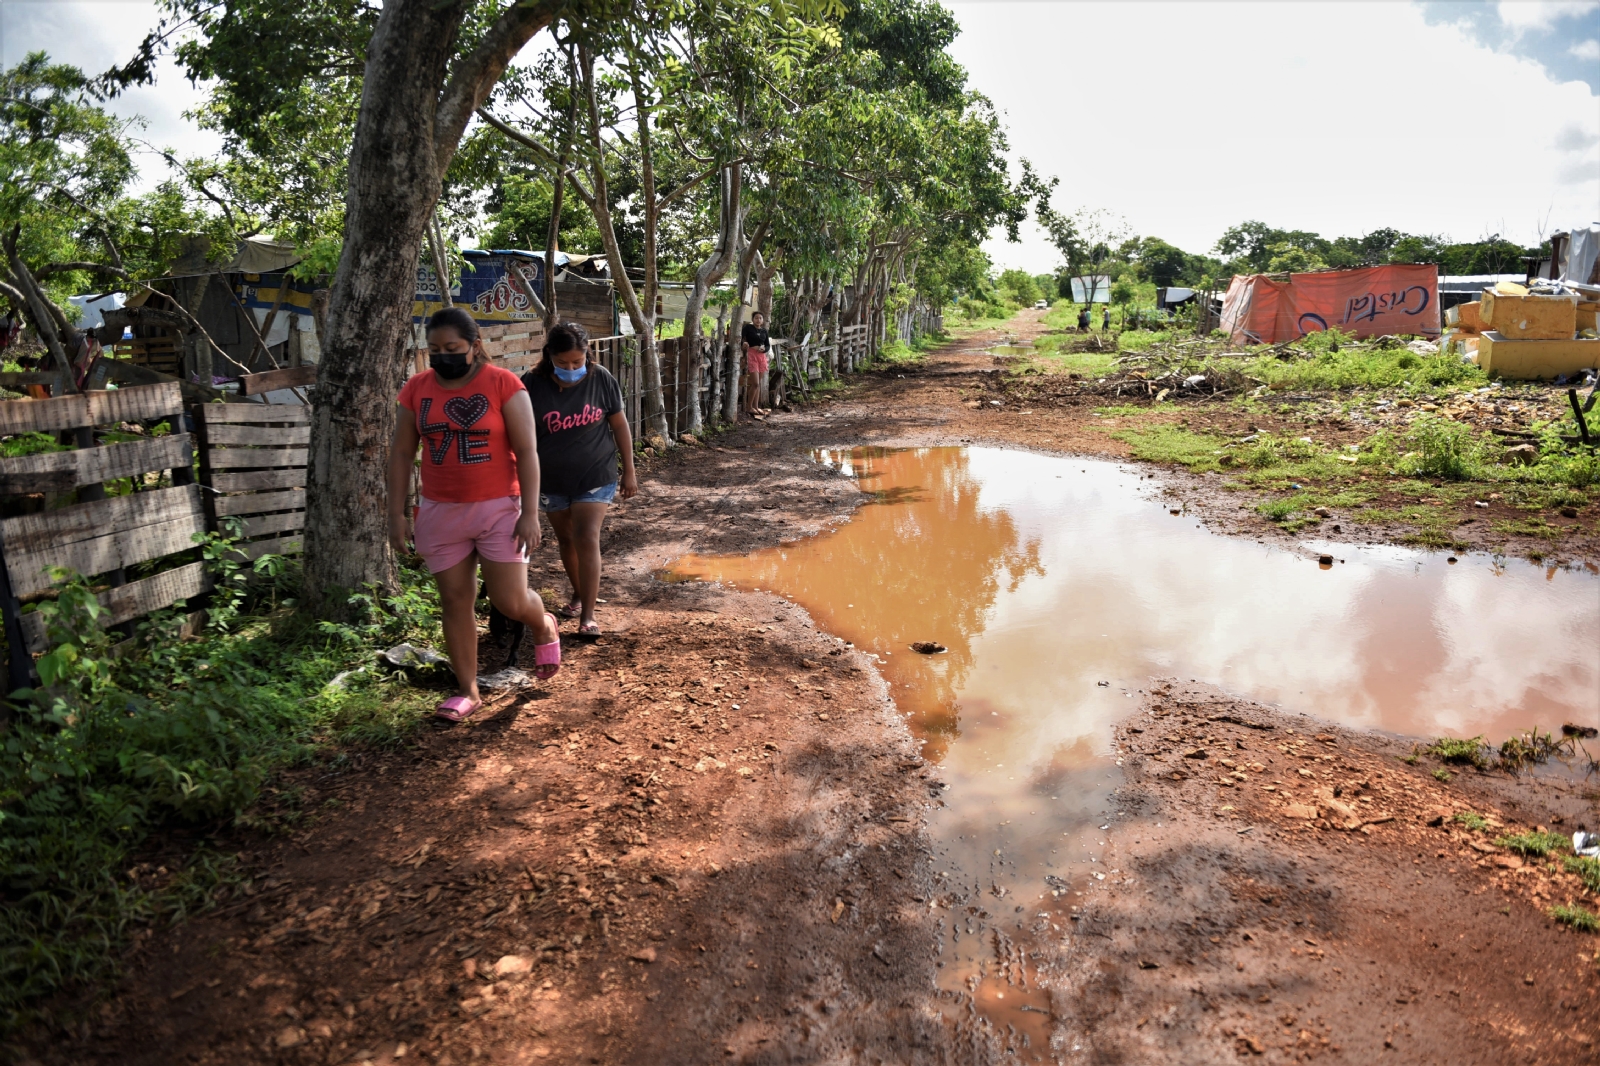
top-left (3, 0), bottom-right (1596, 275)
top-left (952, 0), bottom-right (1600, 272)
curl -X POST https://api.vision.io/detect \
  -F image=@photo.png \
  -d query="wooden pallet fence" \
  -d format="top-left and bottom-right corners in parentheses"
top-left (589, 335), bottom-right (643, 440)
top-left (0, 382), bottom-right (206, 683)
top-left (193, 403), bottom-right (310, 561)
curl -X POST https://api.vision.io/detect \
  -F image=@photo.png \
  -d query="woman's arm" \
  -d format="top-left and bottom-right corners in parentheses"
top-left (388, 403), bottom-right (421, 553)
top-left (502, 388), bottom-right (544, 554)
top-left (608, 411), bottom-right (638, 499)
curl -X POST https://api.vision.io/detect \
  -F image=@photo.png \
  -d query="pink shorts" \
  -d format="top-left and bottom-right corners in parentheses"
top-left (413, 496), bottom-right (527, 573)
top-left (745, 346), bottom-right (768, 377)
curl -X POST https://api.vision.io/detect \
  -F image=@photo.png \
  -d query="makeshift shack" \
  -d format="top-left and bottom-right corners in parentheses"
top-left (1220, 264), bottom-right (1440, 344)
top-left (411, 249), bottom-right (617, 357)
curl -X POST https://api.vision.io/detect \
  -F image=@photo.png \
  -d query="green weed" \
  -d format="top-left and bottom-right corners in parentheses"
top-left (1427, 735), bottom-right (1490, 768)
top-left (1564, 856), bottom-right (1600, 893)
top-left (1399, 417), bottom-right (1485, 481)
top-left (1549, 904), bottom-right (1600, 933)
top-left (0, 432), bottom-right (72, 458)
top-left (1495, 831), bottom-right (1568, 857)
top-left (1431, 768), bottom-right (1452, 782)
top-left (1497, 728), bottom-right (1571, 771)
top-left (1453, 811), bottom-right (1490, 831)
top-left (0, 553), bottom-right (445, 1027)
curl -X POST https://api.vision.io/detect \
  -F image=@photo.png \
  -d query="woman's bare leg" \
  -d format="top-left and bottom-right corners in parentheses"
top-left (548, 503), bottom-right (607, 628)
top-left (480, 559), bottom-right (559, 644)
top-left (433, 554), bottom-right (483, 701)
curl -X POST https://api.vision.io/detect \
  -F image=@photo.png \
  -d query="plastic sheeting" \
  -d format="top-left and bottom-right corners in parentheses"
top-left (1560, 223), bottom-right (1600, 287)
top-left (1221, 264), bottom-right (1440, 344)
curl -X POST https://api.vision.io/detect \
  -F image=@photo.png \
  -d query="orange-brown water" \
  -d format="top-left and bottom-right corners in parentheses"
top-left (669, 446), bottom-right (1600, 1044)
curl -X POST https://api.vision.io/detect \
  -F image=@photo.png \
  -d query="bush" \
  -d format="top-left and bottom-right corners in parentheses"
top-left (1400, 417), bottom-right (1485, 481)
top-left (0, 555), bottom-right (443, 1027)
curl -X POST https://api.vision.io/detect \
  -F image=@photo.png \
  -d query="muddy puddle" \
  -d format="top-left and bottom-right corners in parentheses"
top-left (668, 446), bottom-right (1600, 1047)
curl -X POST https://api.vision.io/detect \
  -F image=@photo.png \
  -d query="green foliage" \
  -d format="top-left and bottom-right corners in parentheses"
top-left (1497, 728), bottom-right (1570, 772)
top-left (1212, 220), bottom-right (1541, 276)
top-left (0, 433), bottom-right (71, 459)
top-left (1453, 811), bottom-right (1490, 831)
top-left (1564, 856), bottom-right (1600, 893)
top-left (1431, 767), bottom-right (1452, 782)
top-left (1427, 735), bottom-right (1490, 768)
top-left (1549, 904), bottom-right (1600, 933)
top-left (1399, 416), bottom-right (1486, 481)
top-left (995, 268), bottom-right (1040, 307)
top-left (0, 560), bottom-right (443, 1025)
top-left (1494, 831), bottom-right (1568, 858)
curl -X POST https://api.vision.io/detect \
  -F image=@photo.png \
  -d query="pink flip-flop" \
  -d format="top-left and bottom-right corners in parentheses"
top-left (434, 696), bottom-right (481, 723)
top-left (533, 613), bottom-right (562, 680)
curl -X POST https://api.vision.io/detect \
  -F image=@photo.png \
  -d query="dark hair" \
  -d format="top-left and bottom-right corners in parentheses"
top-left (425, 307), bottom-right (482, 350)
top-left (535, 321), bottom-right (590, 379)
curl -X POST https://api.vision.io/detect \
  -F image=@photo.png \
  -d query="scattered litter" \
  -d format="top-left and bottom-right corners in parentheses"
top-left (1097, 680), bottom-right (1109, 687)
top-left (910, 641), bottom-right (948, 654)
top-left (324, 666), bottom-right (367, 691)
top-left (1562, 723), bottom-right (1599, 739)
top-left (381, 643), bottom-right (451, 668)
top-left (477, 667), bottom-right (530, 691)
top-left (1575, 832), bottom-right (1600, 859)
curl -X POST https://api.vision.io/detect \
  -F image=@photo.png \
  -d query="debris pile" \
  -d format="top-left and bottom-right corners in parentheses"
top-left (1443, 279), bottom-right (1600, 381)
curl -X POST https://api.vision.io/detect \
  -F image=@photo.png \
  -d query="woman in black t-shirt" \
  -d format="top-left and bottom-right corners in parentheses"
top-left (522, 322), bottom-right (639, 638)
top-left (741, 312), bottom-right (771, 416)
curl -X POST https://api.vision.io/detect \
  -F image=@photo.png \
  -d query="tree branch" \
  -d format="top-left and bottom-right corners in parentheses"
top-left (34, 261), bottom-right (130, 280)
top-left (435, 0), bottom-right (566, 180)
top-left (477, 107), bottom-right (597, 207)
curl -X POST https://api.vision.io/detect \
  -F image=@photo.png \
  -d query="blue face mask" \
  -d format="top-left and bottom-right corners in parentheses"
top-left (553, 363), bottom-right (588, 384)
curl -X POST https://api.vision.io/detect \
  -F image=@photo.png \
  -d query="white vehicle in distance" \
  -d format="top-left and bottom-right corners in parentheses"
top-left (1034, 300), bottom-right (1048, 309)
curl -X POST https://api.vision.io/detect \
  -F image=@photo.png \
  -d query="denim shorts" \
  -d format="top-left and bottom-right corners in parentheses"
top-left (539, 481), bottom-right (618, 512)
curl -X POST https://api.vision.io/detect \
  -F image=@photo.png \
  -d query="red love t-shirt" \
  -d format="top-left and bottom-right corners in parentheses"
top-left (397, 363), bottom-right (525, 502)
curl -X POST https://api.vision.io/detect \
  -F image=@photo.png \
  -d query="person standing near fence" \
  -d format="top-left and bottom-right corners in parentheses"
top-left (741, 311), bottom-right (771, 416)
top-left (522, 322), bottom-right (638, 640)
top-left (388, 307), bottom-right (562, 723)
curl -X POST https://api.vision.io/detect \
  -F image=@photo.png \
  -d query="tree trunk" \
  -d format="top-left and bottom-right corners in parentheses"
top-left (303, 0), bottom-right (557, 613)
top-left (577, 43), bottom-right (668, 443)
top-left (681, 163), bottom-right (741, 436)
top-left (755, 252), bottom-right (779, 408)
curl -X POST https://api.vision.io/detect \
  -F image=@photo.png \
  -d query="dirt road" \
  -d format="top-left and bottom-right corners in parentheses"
top-left (17, 318), bottom-right (1597, 1065)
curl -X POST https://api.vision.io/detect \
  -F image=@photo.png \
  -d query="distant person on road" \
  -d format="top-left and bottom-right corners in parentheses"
top-left (1077, 307), bottom-right (1090, 330)
top-left (388, 306), bottom-right (562, 723)
top-left (522, 321), bottom-right (639, 640)
top-left (742, 312), bottom-right (771, 416)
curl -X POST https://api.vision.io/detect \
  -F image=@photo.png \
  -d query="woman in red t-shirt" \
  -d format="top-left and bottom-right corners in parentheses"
top-left (387, 307), bottom-right (561, 722)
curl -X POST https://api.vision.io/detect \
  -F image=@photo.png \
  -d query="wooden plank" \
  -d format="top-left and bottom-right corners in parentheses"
top-left (7, 514), bottom-right (206, 598)
top-left (19, 562), bottom-right (213, 653)
top-left (240, 511), bottom-right (306, 538)
top-left (0, 382), bottom-right (184, 436)
top-left (196, 402), bottom-right (311, 425)
top-left (213, 488), bottom-right (305, 517)
top-left (239, 365), bottom-right (318, 395)
top-left (240, 532), bottom-right (302, 559)
top-left (2, 484), bottom-right (203, 555)
top-left (0, 434), bottom-right (191, 494)
top-left (210, 467), bottom-right (307, 492)
top-left (205, 447), bottom-right (308, 470)
top-left (203, 423), bottom-right (311, 447)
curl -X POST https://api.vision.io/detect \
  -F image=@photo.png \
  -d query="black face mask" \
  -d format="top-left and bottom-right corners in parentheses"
top-left (430, 352), bottom-right (472, 379)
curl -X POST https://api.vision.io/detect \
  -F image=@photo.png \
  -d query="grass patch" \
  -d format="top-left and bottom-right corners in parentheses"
top-left (0, 542), bottom-right (446, 1028)
top-left (1564, 855), bottom-right (1600, 893)
top-left (1453, 811), bottom-right (1490, 831)
top-left (1108, 423), bottom-right (1229, 471)
top-left (1495, 831), bottom-right (1569, 857)
top-left (1431, 767), bottom-right (1452, 782)
top-left (1426, 735), bottom-right (1490, 768)
top-left (1549, 904), bottom-right (1600, 933)
top-left (1497, 728), bottom-right (1571, 771)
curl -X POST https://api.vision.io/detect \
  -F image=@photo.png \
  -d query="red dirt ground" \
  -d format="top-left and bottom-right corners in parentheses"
top-left (13, 319), bottom-right (1597, 1065)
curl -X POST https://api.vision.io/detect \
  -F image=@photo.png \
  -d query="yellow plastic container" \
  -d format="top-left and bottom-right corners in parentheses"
top-left (1478, 331), bottom-right (1600, 379)
top-left (1480, 290), bottom-right (1578, 340)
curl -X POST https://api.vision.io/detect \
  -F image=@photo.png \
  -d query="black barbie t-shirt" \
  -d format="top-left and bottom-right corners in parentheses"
top-left (521, 363), bottom-right (625, 496)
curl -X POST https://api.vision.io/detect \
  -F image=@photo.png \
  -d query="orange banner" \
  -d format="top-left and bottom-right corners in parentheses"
top-left (1221, 264), bottom-right (1440, 344)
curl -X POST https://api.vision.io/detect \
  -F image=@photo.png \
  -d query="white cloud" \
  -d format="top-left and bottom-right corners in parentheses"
top-left (1555, 121), bottom-right (1600, 150)
top-left (1572, 37), bottom-right (1600, 58)
top-left (1497, 0), bottom-right (1598, 32)
top-left (1, 1), bottom-right (221, 192)
top-left (948, 1), bottom-right (1600, 272)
